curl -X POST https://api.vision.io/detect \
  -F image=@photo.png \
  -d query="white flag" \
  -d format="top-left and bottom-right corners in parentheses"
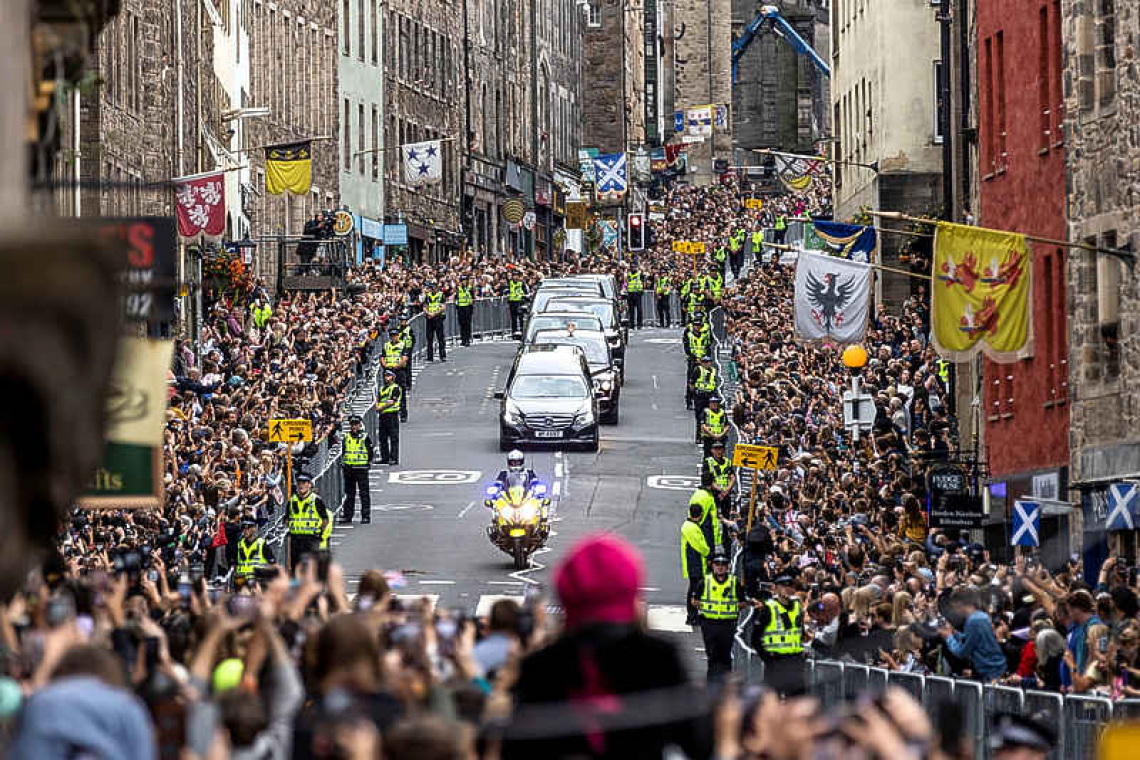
top-left (794, 250), bottom-right (871, 343)
top-left (403, 140), bottom-right (443, 185)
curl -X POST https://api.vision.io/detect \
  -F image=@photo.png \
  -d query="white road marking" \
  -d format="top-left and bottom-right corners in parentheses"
top-left (647, 475), bottom-right (701, 491)
top-left (653, 374), bottom-right (659, 389)
top-left (418, 580), bottom-right (456, 586)
top-left (639, 587), bottom-right (661, 592)
top-left (330, 541), bottom-right (341, 546)
top-left (552, 481), bottom-right (561, 497)
top-left (486, 580), bottom-right (525, 586)
top-left (646, 605), bottom-right (693, 633)
top-left (476, 594), bottom-right (525, 618)
top-left (554, 462), bottom-right (564, 478)
top-left (423, 431), bottom-right (456, 438)
top-left (395, 594), bottom-right (439, 612)
top-left (388, 470), bottom-right (482, 484)
top-left (457, 500), bottom-right (478, 518)
top-left (652, 403), bottom-right (659, 411)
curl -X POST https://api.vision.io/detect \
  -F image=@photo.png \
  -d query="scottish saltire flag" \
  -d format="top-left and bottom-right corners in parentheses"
top-left (674, 111), bottom-right (684, 132)
top-left (403, 140), bottom-right (443, 185)
top-left (1011, 500), bottom-right (1040, 547)
top-left (1107, 483), bottom-right (1138, 531)
top-left (593, 152), bottom-right (628, 196)
top-left (812, 221), bottom-right (878, 264)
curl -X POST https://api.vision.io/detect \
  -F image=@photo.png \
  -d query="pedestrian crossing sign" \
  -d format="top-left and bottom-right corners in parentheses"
top-left (733, 443), bottom-right (779, 471)
top-left (268, 418), bottom-right (313, 442)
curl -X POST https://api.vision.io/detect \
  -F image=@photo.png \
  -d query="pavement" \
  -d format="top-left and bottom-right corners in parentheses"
top-left (327, 322), bottom-right (714, 676)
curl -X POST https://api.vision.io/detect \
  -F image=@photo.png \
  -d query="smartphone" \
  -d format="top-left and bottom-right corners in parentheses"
top-left (45, 594), bottom-right (76, 628)
top-left (316, 549), bottom-right (331, 584)
top-left (226, 594), bottom-right (259, 622)
top-left (177, 581), bottom-right (193, 604)
top-left (146, 569), bottom-right (160, 583)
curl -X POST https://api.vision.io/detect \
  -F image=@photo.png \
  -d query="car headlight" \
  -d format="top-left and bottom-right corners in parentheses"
top-left (503, 402), bottom-right (523, 424)
top-left (575, 408), bottom-right (595, 425)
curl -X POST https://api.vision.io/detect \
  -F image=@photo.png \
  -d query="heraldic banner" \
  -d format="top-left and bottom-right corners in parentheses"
top-left (932, 221), bottom-right (1032, 363)
top-left (794, 249), bottom-right (871, 344)
top-left (265, 140), bottom-right (313, 195)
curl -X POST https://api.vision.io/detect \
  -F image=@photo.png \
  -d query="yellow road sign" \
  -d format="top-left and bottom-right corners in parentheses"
top-left (268, 418), bottom-right (313, 443)
top-left (672, 240), bottom-right (687, 253)
top-left (733, 443), bottom-right (779, 471)
top-left (690, 241), bottom-right (706, 254)
top-left (745, 198), bottom-right (763, 210)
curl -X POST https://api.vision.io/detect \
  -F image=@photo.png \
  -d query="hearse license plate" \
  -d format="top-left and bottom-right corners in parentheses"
top-left (534, 430), bottom-right (563, 439)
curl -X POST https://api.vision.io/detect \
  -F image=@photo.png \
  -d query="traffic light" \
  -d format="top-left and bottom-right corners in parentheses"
top-left (627, 213), bottom-right (645, 251)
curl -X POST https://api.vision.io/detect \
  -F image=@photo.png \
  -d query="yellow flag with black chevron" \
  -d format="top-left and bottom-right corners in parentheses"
top-left (265, 140), bottom-right (312, 195)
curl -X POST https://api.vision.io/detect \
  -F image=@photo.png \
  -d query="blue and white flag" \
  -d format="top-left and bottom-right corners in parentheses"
top-left (593, 152), bottom-right (628, 196)
top-left (812, 221), bottom-right (879, 264)
top-left (403, 140), bottom-right (442, 185)
top-left (1011, 500), bottom-right (1040, 547)
top-left (673, 111), bottom-right (685, 133)
top-left (1107, 482), bottom-right (1138, 531)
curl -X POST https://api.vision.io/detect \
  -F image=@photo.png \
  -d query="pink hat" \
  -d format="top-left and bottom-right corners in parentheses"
top-left (554, 533), bottom-right (643, 628)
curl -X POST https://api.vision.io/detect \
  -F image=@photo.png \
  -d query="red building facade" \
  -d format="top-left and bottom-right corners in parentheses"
top-left (977, 0), bottom-right (1068, 501)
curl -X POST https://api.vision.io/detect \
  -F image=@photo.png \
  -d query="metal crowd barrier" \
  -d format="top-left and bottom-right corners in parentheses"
top-left (788, 658), bottom-right (1140, 759)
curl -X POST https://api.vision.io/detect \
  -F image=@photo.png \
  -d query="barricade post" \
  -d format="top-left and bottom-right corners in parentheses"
top-left (812, 660), bottom-right (845, 712)
top-left (868, 666), bottom-right (889, 694)
top-left (887, 670), bottom-right (924, 703)
top-left (955, 680), bottom-right (985, 760)
top-left (1063, 695), bottom-right (1112, 760)
top-left (923, 675), bottom-right (955, 716)
top-left (1023, 690), bottom-right (1065, 760)
top-left (843, 663), bottom-right (869, 702)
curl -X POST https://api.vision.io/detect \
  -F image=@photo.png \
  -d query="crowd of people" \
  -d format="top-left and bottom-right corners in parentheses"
top-left (0, 171), bottom-right (1132, 759)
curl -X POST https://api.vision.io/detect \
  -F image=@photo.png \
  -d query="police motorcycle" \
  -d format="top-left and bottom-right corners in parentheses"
top-left (484, 472), bottom-right (552, 570)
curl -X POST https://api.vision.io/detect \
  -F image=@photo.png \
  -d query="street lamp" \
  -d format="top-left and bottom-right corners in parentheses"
top-left (842, 344), bottom-right (870, 448)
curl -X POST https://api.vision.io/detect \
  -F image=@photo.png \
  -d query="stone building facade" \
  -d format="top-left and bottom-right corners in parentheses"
top-left (582, 0), bottom-right (645, 156)
top-left (731, 0), bottom-right (828, 158)
top-left (976, 0), bottom-right (1069, 515)
top-left (242, 0), bottom-right (339, 240)
top-left (463, 0), bottom-right (581, 259)
top-left (1062, 0), bottom-right (1140, 552)
top-left (383, 0), bottom-right (464, 262)
top-left (669, 0), bottom-right (732, 183)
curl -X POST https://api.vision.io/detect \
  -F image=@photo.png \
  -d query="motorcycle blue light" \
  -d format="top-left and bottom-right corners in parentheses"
top-left (484, 485), bottom-right (500, 497)
top-left (532, 483), bottom-right (547, 496)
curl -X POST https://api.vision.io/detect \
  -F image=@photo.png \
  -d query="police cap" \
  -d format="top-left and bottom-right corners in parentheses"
top-left (295, 473), bottom-right (313, 484)
top-left (773, 573), bottom-right (796, 586)
top-left (711, 439), bottom-right (726, 449)
top-left (241, 518), bottom-right (258, 528)
top-left (388, 324), bottom-right (401, 333)
top-left (711, 552), bottom-right (730, 564)
top-left (989, 713), bottom-right (1055, 752)
top-left (699, 354), bottom-right (713, 362)
top-left (349, 415), bottom-right (363, 424)
top-left (383, 368), bottom-right (396, 377)
top-left (708, 394), bottom-right (722, 403)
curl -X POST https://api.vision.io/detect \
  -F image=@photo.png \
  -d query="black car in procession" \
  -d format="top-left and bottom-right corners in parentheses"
top-left (496, 344), bottom-right (599, 452)
top-left (529, 328), bottom-right (621, 424)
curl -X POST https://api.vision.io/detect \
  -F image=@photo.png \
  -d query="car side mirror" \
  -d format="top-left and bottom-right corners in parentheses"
top-left (511, 331), bottom-right (522, 340)
top-left (620, 318), bottom-right (631, 328)
top-left (613, 357), bottom-right (623, 367)
top-left (493, 390), bottom-right (505, 399)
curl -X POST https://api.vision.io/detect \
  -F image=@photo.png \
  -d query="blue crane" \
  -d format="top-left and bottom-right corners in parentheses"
top-left (732, 4), bottom-right (831, 83)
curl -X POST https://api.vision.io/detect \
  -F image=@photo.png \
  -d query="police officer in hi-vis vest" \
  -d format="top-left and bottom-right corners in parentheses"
top-left (699, 395), bottom-right (729, 458)
top-left (287, 473), bottom-right (331, 572)
top-left (654, 272), bottom-right (673, 328)
top-left (680, 502), bottom-right (711, 625)
top-left (235, 518), bottom-right (275, 583)
top-left (625, 268), bottom-right (644, 329)
top-left (456, 273), bottom-right (475, 346)
top-left (339, 415), bottom-right (375, 525)
top-left (682, 316), bottom-right (710, 410)
top-left (701, 438), bottom-right (736, 519)
top-left (506, 268), bottom-right (527, 335)
top-left (381, 324), bottom-right (410, 422)
top-left (749, 572), bottom-right (806, 696)
top-left (689, 355), bottom-right (719, 443)
top-left (698, 551), bottom-right (745, 681)
top-left (377, 368), bottom-right (404, 464)
top-left (424, 279), bottom-right (447, 362)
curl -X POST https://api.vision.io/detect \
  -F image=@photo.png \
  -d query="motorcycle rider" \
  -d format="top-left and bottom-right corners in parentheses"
top-left (492, 449), bottom-right (538, 491)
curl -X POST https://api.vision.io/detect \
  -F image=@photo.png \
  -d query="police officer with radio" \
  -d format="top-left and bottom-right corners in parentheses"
top-left (750, 572), bottom-right (806, 695)
top-left (700, 395), bottom-right (729, 458)
top-left (287, 474), bottom-right (331, 572)
top-left (236, 518), bottom-right (275, 582)
top-left (456, 273), bottom-right (475, 346)
top-left (377, 368), bottom-right (403, 464)
top-left (507, 268), bottom-right (527, 335)
top-left (424, 279), bottom-right (447, 362)
top-left (654, 272), bottom-right (673, 328)
top-left (682, 316), bottom-right (710, 410)
top-left (381, 324), bottom-right (410, 422)
top-left (625, 267), bottom-right (644, 329)
top-left (340, 415), bottom-right (375, 525)
top-left (698, 551), bottom-right (744, 681)
top-left (680, 503), bottom-right (710, 625)
top-left (690, 355), bottom-right (719, 443)
top-left (702, 438), bottom-right (735, 518)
